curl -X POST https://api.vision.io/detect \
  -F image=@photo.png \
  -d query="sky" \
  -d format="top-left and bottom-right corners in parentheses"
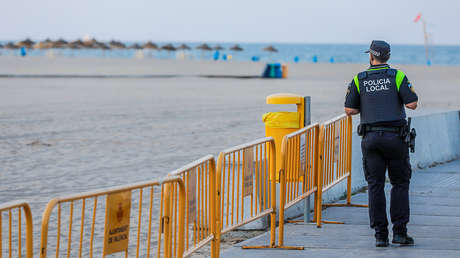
top-left (2, 0), bottom-right (459, 45)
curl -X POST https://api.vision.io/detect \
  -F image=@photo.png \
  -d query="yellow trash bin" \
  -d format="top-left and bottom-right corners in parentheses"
top-left (263, 93), bottom-right (305, 180)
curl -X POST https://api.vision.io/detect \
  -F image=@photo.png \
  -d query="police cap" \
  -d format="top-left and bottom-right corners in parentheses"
top-left (365, 40), bottom-right (391, 58)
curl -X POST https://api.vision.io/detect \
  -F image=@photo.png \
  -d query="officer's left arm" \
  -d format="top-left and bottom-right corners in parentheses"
top-left (344, 80), bottom-right (360, 115)
top-left (398, 76), bottom-right (418, 110)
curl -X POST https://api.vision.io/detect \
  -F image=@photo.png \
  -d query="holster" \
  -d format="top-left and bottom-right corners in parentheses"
top-left (357, 124), bottom-right (365, 136)
top-left (409, 128), bottom-right (416, 153)
top-left (401, 124), bottom-right (410, 139)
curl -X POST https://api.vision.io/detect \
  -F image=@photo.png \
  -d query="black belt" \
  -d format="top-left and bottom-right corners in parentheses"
top-left (365, 126), bottom-right (401, 133)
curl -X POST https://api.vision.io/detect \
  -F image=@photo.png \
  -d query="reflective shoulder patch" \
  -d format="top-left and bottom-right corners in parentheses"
top-left (395, 70), bottom-right (406, 92)
top-left (353, 75), bottom-right (360, 94)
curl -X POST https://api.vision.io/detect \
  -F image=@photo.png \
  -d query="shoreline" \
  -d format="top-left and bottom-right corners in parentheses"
top-left (1, 56), bottom-right (460, 82)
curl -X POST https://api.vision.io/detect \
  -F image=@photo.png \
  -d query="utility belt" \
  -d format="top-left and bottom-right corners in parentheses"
top-left (357, 122), bottom-right (416, 153)
top-left (357, 124), bottom-right (405, 136)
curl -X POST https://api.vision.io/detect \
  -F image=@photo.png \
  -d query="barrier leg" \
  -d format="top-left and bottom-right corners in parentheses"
top-left (316, 126), bottom-right (324, 228)
top-left (316, 188), bottom-right (323, 227)
top-left (322, 176), bottom-right (367, 208)
top-left (214, 156), bottom-right (222, 258)
top-left (23, 204), bottom-right (33, 258)
top-left (270, 161), bottom-right (277, 247)
top-left (163, 183), bottom-right (172, 258)
top-left (279, 170), bottom-right (285, 246)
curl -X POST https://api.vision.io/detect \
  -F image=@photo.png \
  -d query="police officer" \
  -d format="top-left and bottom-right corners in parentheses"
top-left (344, 40), bottom-right (418, 247)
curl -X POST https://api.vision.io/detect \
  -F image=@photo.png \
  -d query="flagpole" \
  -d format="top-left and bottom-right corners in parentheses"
top-left (415, 12), bottom-right (431, 66)
top-left (422, 18), bottom-right (430, 65)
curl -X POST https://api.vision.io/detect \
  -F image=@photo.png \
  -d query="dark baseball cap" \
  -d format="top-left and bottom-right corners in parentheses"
top-left (365, 40), bottom-right (391, 58)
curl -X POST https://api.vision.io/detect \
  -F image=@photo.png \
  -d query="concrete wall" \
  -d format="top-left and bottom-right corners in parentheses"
top-left (411, 110), bottom-right (460, 168)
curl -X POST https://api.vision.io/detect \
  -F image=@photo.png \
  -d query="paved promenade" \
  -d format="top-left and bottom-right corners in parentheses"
top-left (222, 159), bottom-right (460, 258)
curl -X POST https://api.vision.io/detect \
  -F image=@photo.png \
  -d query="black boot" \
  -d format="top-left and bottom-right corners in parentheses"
top-left (375, 238), bottom-right (389, 247)
top-left (392, 233), bottom-right (414, 245)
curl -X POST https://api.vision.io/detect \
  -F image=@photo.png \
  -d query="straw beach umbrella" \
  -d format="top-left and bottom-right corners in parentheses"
top-left (177, 43), bottom-right (191, 59)
top-left (16, 38), bottom-right (35, 48)
top-left (82, 38), bottom-right (101, 49)
top-left (142, 41), bottom-right (158, 58)
top-left (177, 43), bottom-right (191, 50)
top-left (161, 43), bottom-right (177, 53)
top-left (109, 40), bottom-right (126, 49)
top-left (5, 42), bottom-right (19, 49)
top-left (143, 41), bottom-right (158, 50)
top-left (130, 43), bottom-right (143, 49)
top-left (68, 40), bottom-right (83, 49)
top-left (34, 39), bottom-right (52, 58)
top-left (213, 45), bottom-right (225, 50)
top-left (230, 44), bottom-right (243, 51)
top-left (130, 43), bottom-right (144, 59)
top-left (263, 45), bottom-right (278, 52)
top-left (196, 43), bottom-right (212, 51)
top-left (160, 43), bottom-right (176, 58)
top-left (196, 43), bottom-right (213, 59)
top-left (34, 39), bottom-right (53, 49)
top-left (82, 38), bottom-right (95, 48)
top-left (95, 42), bottom-right (110, 50)
top-left (51, 38), bottom-right (68, 48)
top-left (263, 45), bottom-right (279, 62)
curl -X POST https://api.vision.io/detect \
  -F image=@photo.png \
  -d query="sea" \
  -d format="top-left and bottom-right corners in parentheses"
top-left (1, 42), bottom-right (460, 66)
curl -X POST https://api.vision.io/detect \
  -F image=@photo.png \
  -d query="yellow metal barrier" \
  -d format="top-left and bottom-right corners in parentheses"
top-left (278, 123), bottom-right (320, 248)
top-left (0, 201), bottom-right (33, 258)
top-left (216, 137), bottom-right (277, 250)
top-left (39, 177), bottom-right (185, 258)
top-left (169, 155), bottom-right (218, 258)
top-left (316, 114), bottom-right (367, 227)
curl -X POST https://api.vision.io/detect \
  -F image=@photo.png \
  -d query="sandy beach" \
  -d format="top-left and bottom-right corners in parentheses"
top-left (1, 56), bottom-right (459, 255)
top-left (1, 56), bottom-right (459, 206)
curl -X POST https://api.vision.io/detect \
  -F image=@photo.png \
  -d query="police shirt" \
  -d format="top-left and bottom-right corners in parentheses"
top-left (344, 64), bottom-right (418, 126)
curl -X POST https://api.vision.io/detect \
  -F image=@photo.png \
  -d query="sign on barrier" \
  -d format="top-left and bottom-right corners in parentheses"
top-left (334, 123), bottom-right (340, 162)
top-left (103, 190), bottom-right (131, 255)
top-left (243, 147), bottom-right (254, 197)
top-left (187, 168), bottom-right (197, 223)
top-left (300, 133), bottom-right (306, 177)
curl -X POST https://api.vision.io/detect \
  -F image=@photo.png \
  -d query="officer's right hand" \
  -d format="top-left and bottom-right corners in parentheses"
top-left (405, 101), bottom-right (417, 110)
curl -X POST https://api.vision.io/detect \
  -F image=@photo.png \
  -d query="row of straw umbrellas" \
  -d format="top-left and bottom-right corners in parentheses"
top-left (0, 38), bottom-right (279, 52)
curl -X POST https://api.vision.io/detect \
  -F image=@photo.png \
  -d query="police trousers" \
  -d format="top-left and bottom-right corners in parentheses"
top-left (361, 131), bottom-right (412, 239)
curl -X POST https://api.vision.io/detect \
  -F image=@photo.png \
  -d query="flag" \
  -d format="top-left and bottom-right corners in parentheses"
top-left (414, 13), bottom-right (422, 23)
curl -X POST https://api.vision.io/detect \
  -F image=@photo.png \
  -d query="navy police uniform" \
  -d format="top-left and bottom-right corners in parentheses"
top-left (344, 42), bottom-right (418, 241)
